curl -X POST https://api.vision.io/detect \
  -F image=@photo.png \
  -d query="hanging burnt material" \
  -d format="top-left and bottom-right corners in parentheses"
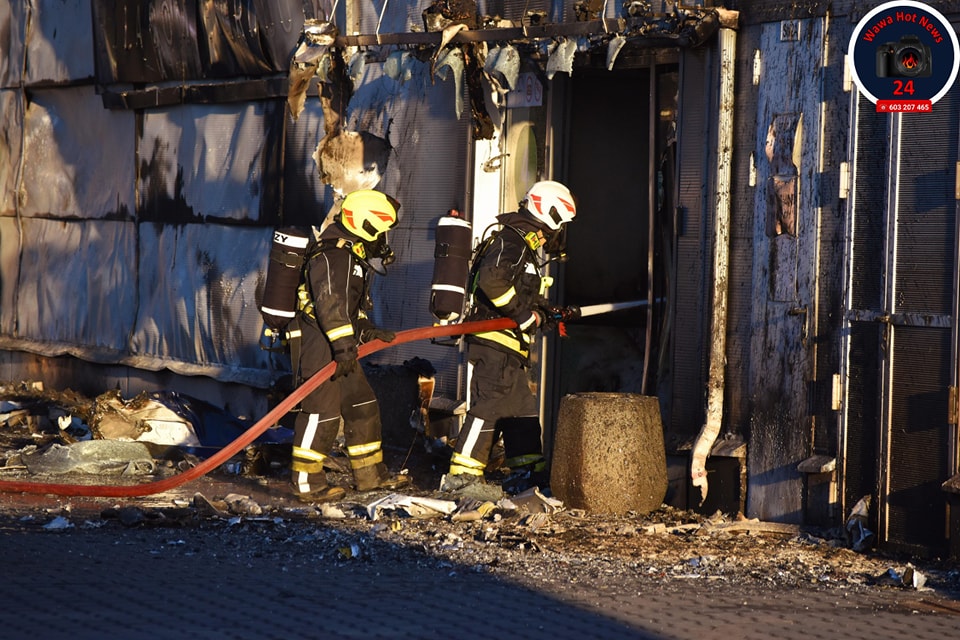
top-left (422, 0), bottom-right (479, 32)
top-left (422, 0), bottom-right (494, 140)
top-left (308, 43), bottom-right (391, 194)
top-left (287, 20), bottom-right (339, 121)
top-left (463, 43), bottom-right (495, 140)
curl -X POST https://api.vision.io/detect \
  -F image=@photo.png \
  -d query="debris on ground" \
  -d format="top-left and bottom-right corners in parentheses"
top-left (1, 380), bottom-right (959, 601)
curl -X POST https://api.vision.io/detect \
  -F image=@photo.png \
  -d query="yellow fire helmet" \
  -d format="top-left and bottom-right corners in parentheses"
top-left (521, 181), bottom-right (576, 230)
top-left (340, 190), bottom-right (401, 242)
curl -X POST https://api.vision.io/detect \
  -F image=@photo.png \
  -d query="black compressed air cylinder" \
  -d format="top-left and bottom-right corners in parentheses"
top-left (430, 211), bottom-right (472, 323)
top-left (260, 227), bottom-right (310, 331)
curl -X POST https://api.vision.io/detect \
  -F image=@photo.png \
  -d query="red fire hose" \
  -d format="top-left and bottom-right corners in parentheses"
top-left (0, 318), bottom-right (515, 497)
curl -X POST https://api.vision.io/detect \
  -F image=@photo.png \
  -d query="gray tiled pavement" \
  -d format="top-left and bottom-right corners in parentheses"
top-left (1, 523), bottom-right (958, 640)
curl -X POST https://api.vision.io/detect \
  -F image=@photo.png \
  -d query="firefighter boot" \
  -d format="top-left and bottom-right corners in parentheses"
top-left (440, 472), bottom-right (504, 502)
top-left (502, 460), bottom-right (550, 495)
top-left (354, 463), bottom-right (412, 492)
top-left (292, 473), bottom-right (346, 504)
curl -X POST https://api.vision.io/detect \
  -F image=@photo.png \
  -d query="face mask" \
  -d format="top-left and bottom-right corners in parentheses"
top-left (370, 233), bottom-right (395, 266)
top-left (543, 225), bottom-right (568, 257)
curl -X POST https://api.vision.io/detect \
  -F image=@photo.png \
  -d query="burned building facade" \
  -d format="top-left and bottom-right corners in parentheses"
top-left (1, 1), bottom-right (959, 558)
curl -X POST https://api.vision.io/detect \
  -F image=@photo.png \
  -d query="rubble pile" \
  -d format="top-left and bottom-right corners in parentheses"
top-left (2, 381), bottom-right (960, 601)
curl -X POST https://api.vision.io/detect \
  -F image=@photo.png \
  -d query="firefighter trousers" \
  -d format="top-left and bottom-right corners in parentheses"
top-left (450, 342), bottom-right (543, 475)
top-left (291, 319), bottom-right (385, 480)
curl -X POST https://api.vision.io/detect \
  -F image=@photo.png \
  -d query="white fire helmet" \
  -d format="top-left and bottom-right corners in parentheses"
top-left (521, 181), bottom-right (576, 230)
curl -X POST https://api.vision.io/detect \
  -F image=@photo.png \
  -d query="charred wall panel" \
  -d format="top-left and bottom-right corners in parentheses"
top-left (843, 70), bottom-right (959, 555)
top-left (93, 0), bottom-right (202, 83)
top-left (131, 223), bottom-right (278, 383)
top-left (888, 327), bottom-right (951, 553)
top-left (18, 86), bottom-right (136, 220)
top-left (895, 105), bottom-right (958, 316)
top-left (0, 90), bottom-right (22, 216)
top-left (91, 0), bottom-right (331, 84)
top-left (849, 97), bottom-right (886, 312)
top-left (0, 2), bottom-right (26, 88)
top-left (843, 322), bottom-right (880, 522)
top-left (25, 0), bottom-right (95, 84)
top-left (0, 218), bottom-right (19, 334)
top-left (13, 219), bottom-right (137, 352)
top-left (882, 92), bottom-right (959, 554)
top-left (281, 92), bottom-right (332, 226)
top-left (746, 17), bottom-right (825, 523)
top-left (669, 46), bottom-right (712, 445)
top-left (137, 101), bottom-right (284, 223)
top-left (724, 24), bottom-right (761, 437)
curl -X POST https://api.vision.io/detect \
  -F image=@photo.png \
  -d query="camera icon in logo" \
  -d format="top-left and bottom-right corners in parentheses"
top-left (876, 35), bottom-right (932, 78)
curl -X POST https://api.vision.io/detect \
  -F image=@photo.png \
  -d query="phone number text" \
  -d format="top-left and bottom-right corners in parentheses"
top-left (876, 100), bottom-right (933, 113)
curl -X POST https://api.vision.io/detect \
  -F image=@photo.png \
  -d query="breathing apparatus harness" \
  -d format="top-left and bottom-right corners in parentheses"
top-left (465, 217), bottom-right (576, 340)
top-left (467, 220), bottom-right (575, 331)
top-left (259, 228), bottom-right (394, 359)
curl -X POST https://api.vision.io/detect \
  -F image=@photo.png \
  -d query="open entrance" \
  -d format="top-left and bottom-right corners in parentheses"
top-left (544, 61), bottom-right (679, 454)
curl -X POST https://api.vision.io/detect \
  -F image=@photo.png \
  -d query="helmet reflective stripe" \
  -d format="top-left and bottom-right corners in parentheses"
top-left (340, 190), bottom-right (400, 241)
top-left (342, 208), bottom-right (396, 237)
top-left (522, 180), bottom-right (576, 230)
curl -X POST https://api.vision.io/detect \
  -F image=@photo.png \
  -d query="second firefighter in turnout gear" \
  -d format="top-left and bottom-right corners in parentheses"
top-left (441, 180), bottom-right (578, 496)
top-left (289, 189), bottom-right (411, 503)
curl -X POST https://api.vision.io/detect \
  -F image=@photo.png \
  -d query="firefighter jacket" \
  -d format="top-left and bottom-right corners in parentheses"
top-left (466, 213), bottom-right (550, 361)
top-left (297, 228), bottom-right (376, 359)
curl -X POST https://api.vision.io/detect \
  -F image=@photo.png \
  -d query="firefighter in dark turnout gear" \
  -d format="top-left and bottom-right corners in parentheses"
top-left (441, 181), bottom-right (578, 495)
top-left (289, 189), bottom-right (411, 503)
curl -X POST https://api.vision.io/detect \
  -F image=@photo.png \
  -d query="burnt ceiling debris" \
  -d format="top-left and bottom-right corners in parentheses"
top-left (92, 0), bottom-right (723, 118)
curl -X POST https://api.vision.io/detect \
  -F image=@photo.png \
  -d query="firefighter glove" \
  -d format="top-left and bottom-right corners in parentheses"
top-left (360, 327), bottom-right (396, 344)
top-left (533, 308), bottom-right (557, 332)
top-left (332, 345), bottom-right (359, 380)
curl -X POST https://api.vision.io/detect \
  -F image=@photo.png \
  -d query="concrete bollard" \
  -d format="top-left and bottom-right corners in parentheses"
top-left (550, 393), bottom-right (667, 515)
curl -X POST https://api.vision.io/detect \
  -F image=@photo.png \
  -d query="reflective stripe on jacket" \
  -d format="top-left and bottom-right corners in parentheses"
top-left (466, 224), bottom-right (545, 360)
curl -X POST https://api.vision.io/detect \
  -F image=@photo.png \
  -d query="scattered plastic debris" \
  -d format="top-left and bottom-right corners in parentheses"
top-left (20, 440), bottom-right (156, 476)
top-left (224, 493), bottom-right (263, 517)
top-left (902, 564), bottom-right (928, 589)
top-left (501, 487), bottom-right (564, 515)
top-left (57, 415), bottom-right (92, 441)
top-left (366, 493), bottom-right (457, 520)
top-left (42, 516), bottom-right (73, 530)
top-left (319, 503), bottom-right (347, 519)
top-left (877, 565), bottom-right (929, 590)
top-left (439, 532), bottom-right (463, 551)
top-left (192, 492), bottom-right (228, 518)
top-left (845, 495), bottom-right (875, 552)
top-left (451, 499), bottom-right (497, 522)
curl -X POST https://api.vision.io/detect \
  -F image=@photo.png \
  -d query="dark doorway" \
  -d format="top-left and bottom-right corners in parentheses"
top-left (544, 63), bottom-right (678, 452)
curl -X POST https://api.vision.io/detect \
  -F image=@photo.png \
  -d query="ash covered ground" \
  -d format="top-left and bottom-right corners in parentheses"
top-left (1, 381), bottom-right (960, 606)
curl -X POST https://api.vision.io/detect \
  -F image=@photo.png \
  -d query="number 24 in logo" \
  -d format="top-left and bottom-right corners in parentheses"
top-left (893, 79), bottom-right (915, 95)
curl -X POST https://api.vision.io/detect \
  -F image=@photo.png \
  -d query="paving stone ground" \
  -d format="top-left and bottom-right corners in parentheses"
top-left (1, 474), bottom-right (959, 640)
